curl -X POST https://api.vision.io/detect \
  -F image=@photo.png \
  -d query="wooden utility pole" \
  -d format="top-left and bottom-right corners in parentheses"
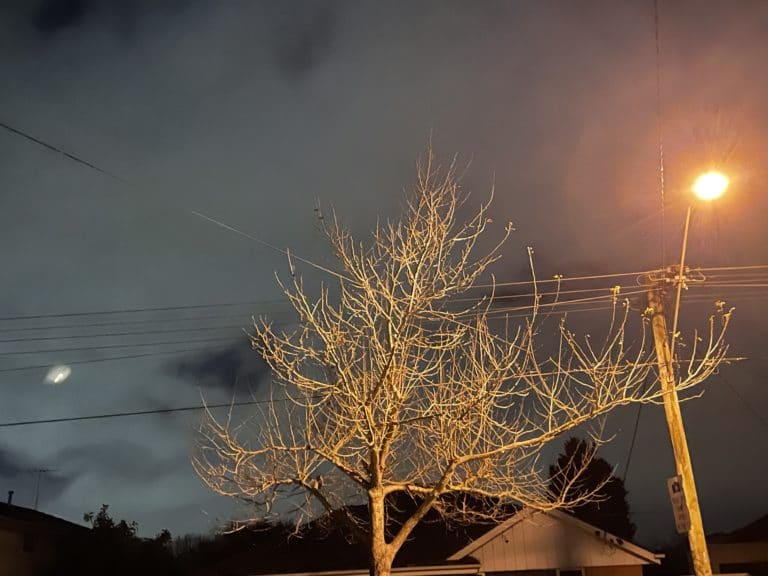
top-left (648, 286), bottom-right (712, 576)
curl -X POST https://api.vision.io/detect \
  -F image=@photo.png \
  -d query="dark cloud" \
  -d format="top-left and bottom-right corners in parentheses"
top-left (172, 342), bottom-right (269, 395)
top-left (0, 444), bottom-right (74, 509)
top-left (0, 0), bottom-right (192, 44)
top-left (5, 0), bottom-right (343, 77)
top-left (34, 0), bottom-right (92, 33)
top-left (53, 440), bottom-right (178, 482)
top-left (265, 2), bottom-right (342, 77)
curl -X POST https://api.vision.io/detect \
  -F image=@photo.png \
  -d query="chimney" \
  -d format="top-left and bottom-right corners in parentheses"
top-left (7, 490), bottom-right (14, 505)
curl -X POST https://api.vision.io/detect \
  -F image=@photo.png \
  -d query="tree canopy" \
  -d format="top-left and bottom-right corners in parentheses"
top-left (194, 153), bottom-right (730, 576)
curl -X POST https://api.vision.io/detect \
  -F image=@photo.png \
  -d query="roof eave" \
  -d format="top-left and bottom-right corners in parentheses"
top-left (253, 563), bottom-right (482, 576)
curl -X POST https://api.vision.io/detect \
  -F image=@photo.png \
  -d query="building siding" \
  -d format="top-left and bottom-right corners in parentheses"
top-left (471, 515), bottom-right (646, 572)
top-left (584, 565), bottom-right (643, 576)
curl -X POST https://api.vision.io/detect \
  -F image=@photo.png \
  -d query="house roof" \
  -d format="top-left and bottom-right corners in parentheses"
top-left (195, 504), bottom-right (661, 576)
top-left (0, 502), bottom-right (87, 533)
top-left (0, 502), bottom-right (85, 528)
top-left (447, 507), bottom-right (661, 565)
top-left (709, 512), bottom-right (768, 544)
top-left (256, 564), bottom-right (481, 576)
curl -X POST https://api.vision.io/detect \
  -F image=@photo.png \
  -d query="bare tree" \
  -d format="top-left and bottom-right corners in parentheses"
top-left (194, 154), bottom-right (730, 576)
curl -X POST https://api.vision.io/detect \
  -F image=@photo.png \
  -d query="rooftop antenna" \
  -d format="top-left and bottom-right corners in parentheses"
top-left (31, 468), bottom-right (57, 510)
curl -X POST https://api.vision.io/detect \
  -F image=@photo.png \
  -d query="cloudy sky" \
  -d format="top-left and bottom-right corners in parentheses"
top-left (1, 0), bottom-right (767, 547)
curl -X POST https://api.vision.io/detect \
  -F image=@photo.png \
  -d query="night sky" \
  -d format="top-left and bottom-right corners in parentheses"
top-left (1, 0), bottom-right (767, 548)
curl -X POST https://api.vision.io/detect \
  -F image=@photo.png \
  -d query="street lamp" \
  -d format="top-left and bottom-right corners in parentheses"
top-left (672, 170), bottom-right (730, 356)
top-left (692, 170), bottom-right (729, 202)
top-left (648, 170), bottom-right (729, 576)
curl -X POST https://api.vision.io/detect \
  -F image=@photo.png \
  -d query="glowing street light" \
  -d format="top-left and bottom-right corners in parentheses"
top-left (677, 170), bottom-right (729, 323)
top-left (692, 170), bottom-right (729, 202)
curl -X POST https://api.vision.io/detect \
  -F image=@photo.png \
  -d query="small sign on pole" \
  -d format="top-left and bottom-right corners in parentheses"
top-left (667, 475), bottom-right (691, 534)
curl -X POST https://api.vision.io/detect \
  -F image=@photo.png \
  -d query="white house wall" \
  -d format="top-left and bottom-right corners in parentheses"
top-left (471, 515), bottom-right (646, 572)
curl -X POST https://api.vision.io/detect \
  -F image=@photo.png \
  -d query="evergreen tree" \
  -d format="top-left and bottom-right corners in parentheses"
top-left (549, 437), bottom-right (636, 541)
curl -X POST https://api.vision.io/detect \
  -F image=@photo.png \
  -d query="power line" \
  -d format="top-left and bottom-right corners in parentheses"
top-left (0, 118), bottom-right (353, 292)
top-left (0, 305), bottom-right (299, 334)
top-left (0, 314), bottom-right (252, 334)
top-left (698, 264), bottom-right (768, 272)
top-left (0, 292), bottom-right (624, 340)
top-left (694, 283), bottom-right (768, 289)
top-left (0, 335), bottom-right (243, 358)
top-left (719, 374), bottom-right (768, 432)
top-left (0, 287), bottom-right (756, 369)
top-left (704, 269), bottom-right (768, 277)
top-left (0, 345), bottom-right (219, 374)
top-left (473, 269), bottom-right (654, 289)
top-left (486, 303), bottom-right (619, 321)
top-left (0, 299), bottom-right (654, 373)
top-left (0, 399), bottom-right (271, 429)
top-left (0, 281), bottom-right (647, 331)
top-left (0, 356), bottom-right (755, 427)
top-left (0, 120), bottom-right (127, 183)
top-left (623, 373), bottom-right (652, 482)
top-left (0, 276), bottom-right (759, 336)
top-left (462, 288), bottom-right (649, 317)
top-left (453, 282), bottom-right (643, 303)
top-left (0, 300), bottom-right (275, 323)
top-left (0, 323), bottom-right (249, 343)
top-left (190, 210), bottom-right (348, 281)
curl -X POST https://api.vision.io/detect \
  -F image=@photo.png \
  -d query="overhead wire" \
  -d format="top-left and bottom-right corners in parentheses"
top-left (0, 323), bottom-right (249, 343)
top-left (692, 283), bottom-right (768, 289)
top-left (0, 355), bottom-right (757, 429)
top-left (0, 399), bottom-right (271, 429)
top-left (698, 264), bottom-right (768, 273)
top-left (625, 0), bottom-right (666, 484)
top-left (453, 282), bottom-right (643, 303)
top-left (718, 374), bottom-right (768, 433)
top-left (0, 313), bottom-right (258, 334)
top-left (703, 276), bottom-right (768, 284)
top-left (0, 289), bottom-right (634, 340)
top-left (0, 335), bottom-right (245, 358)
top-left (622, 373), bottom-right (652, 483)
top-left (0, 265), bottom-right (660, 346)
top-left (0, 120), bottom-right (127, 184)
top-left (10, 283), bottom-right (741, 370)
top-left (0, 364), bottom-right (668, 429)
top-left (189, 210), bottom-right (349, 282)
top-left (702, 268), bottom-right (768, 276)
top-left (0, 345), bottom-right (219, 374)
top-left (472, 269), bottom-right (653, 289)
top-left (455, 288), bottom-right (649, 318)
top-left (0, 283), bottom-right (654, 372)
top-left (0, 278), bottom-right (761, 370)
top-left (0, 119), bottom-right (350, 306)
top-left (0, 300), bottom-right (280, 323)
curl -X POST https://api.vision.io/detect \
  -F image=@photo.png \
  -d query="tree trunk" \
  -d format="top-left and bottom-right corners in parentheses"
top-left (369, 551), bottom-right (393, 576)
top-left (368, 489), bottom-right (393, 576)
